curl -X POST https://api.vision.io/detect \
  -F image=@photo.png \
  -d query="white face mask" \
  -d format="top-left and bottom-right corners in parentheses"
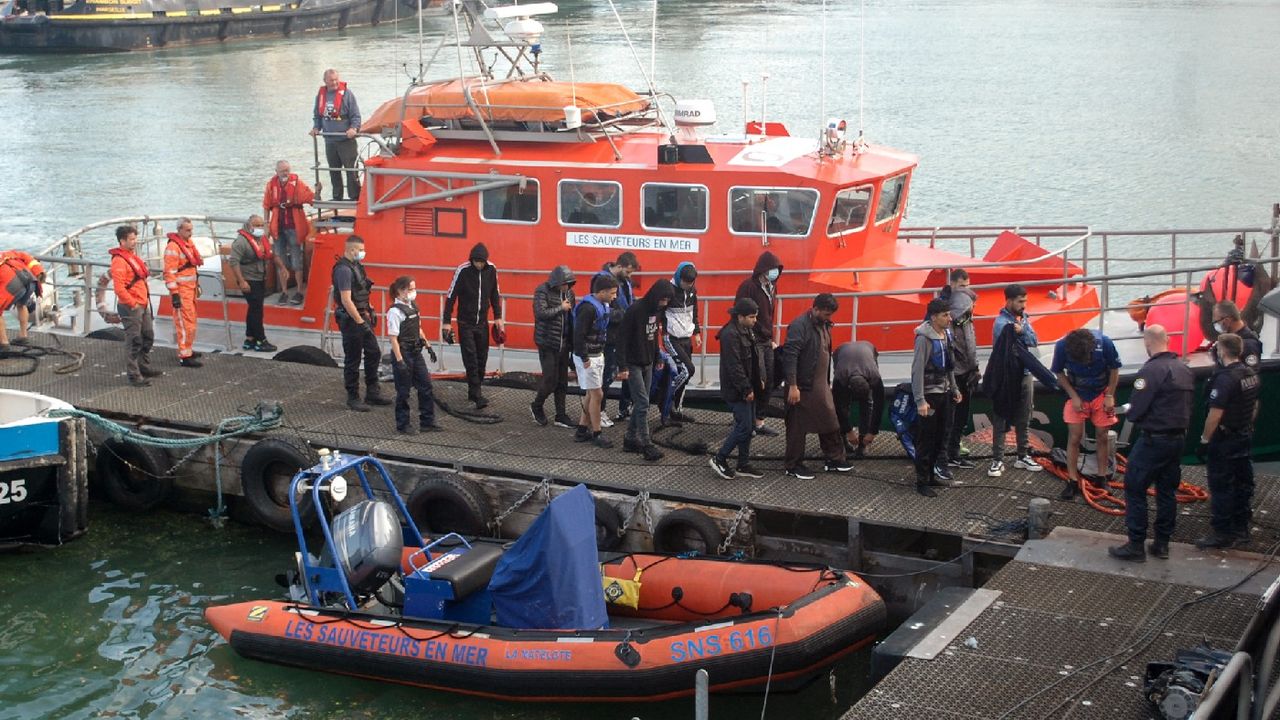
top-left (250, 228), bottom-right (265, 238)
top-left (765, 268), bottom-right (780, 282)
top-left (1213, 321), bottom-right (1227, 334)
top-left (355, 250), bottom-right (366, 262)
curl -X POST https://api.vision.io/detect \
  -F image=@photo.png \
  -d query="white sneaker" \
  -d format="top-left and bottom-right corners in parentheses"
top-left (1014, 455), bottom-right (1043, 472)
top-left (987, 461), bottom-right (1005, 478)
top-left (599, 415), bottom-right (615, 428)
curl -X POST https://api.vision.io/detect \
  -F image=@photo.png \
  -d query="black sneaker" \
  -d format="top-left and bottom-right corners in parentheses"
top-left (420, 423), bottom-right (443, 432)
top-left (553, 414), bottom-right (576, 429)
top-left (916, 483), bottom-right (938, 498)
top-left (346, 396), bottom-right (370, 413)
top-left (593, 434), bottom-right (614, 449)
top-left (139, 367), bottom-right (164, 378)
top-left (397, 426), bottom-right (418, 436)
top-left (754, 424), bottom-right (780, 437)
top-left (573, 425), bottom-right (592, 442)
top-left (933, 465), bottom-right (954, 482)
top-left (670, 411), bottom-right (696, 424)
top-left (128, 376), bottom-right (151, 388)
top-left (1194, 534), bottom-right (1236, 550)
top-left (784, 464), bottom-right (816, 480)
top-left (255, 340), bottom-right (278, 353)
top-left (622, 438), bottom-right (642, 453)
top-left (641, 445), bottom-right (664, 462)
top-left (1108, 541), bottom-right (1146, 563)
top-left (530, 402), bottom-right (549, 427)
top-left (659, 417), bottom-right (683, 429)
top-left (736, 463), bottom-right (765, 479)
top-left (613, 408), bottom-right (631, 422)
top-left (1148, 540), bottom-right (1169, 559)
top-left (179, 357), bottom-right (203, 368)
top-left (824, 460), bottom-right (853, 473)
top-left (947, 458), bottom-right (977, 470)
top-left (709, 456), bottom-right (735, 479)
top-left (242, 339), bottom-right (256, 351)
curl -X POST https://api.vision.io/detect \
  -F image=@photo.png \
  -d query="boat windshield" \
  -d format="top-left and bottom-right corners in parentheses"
top-left (729, 187), bottom-right (819, 237)
top-left (642, 184), bottom-right (708, 232)
top-left (874, 175), bottom-right (907, 224)
top-left (828, 185), bottom-right (872, 236)
top-left (481, 181), bottom-right (540, 224)
top-left (559, 181), bottom-right (622, 228)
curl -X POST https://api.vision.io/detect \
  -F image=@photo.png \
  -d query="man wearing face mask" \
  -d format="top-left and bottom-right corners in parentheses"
top-left (163, 218), bottom-right (203, 367)
top-left (1210, 300), bottom-right (1262, 369)
top-left (735, 251), bottom-right (784, 438)
top-left (332, 235), bottom-right (391, 412)
top-left (262, 160), bottom-right (315, 306)
top-left (226, 215), bottom-right (277, 353)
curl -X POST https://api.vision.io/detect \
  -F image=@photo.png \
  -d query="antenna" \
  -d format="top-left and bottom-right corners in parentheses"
top-left (416, 0), bottom-right (425, 81)
top-left (858, 0), bottom-right (865, 142)
top-left (819, 0), bottom-right (827, 141)
top-left (605, 0), bottom-right (671, 135)
top-left (650, 0), bottom-right (658, 86)
top-left (451, 0), bottom-right (467, 80)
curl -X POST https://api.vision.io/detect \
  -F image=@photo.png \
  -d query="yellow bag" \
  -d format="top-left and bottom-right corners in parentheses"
top-left (601, 566), bottom-right (643, 609)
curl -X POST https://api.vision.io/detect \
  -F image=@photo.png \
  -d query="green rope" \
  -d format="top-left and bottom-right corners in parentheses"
top-left (48, 402), bottom-right (285, 524)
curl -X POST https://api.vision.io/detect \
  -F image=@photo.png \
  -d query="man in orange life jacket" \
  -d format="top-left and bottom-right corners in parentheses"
top-left (309, 68), bottom-right (362, 202)
top-left (163, 218), bottom-right (203, 367)
top-left (109, 226), bottom-right (162, 387)
top-left (0, 249), bottom-right (43, 348)
top-left (226, 215), bottom-right (277, 353)
top-left (262, 160), bottom-right (315, 306)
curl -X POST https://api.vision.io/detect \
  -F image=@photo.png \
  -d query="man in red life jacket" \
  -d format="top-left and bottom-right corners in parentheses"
top-left (309, 68), bottom-right (362, 202)
top-left (109, 226), bottom-right (162, 387)
top-left (163, 218), bottom-right (203, 367)
top-left (262, 160), bottom-right (315, 306)
top-left (0, 249), bottom-right (44, 347)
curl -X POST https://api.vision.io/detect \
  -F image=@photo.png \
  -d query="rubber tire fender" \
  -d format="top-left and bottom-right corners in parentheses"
top-left (94, 438), bottom-right (173, 512)
top-left (594, 496), bottom-right (624, 551)
top-left (405, 476), bottom-right (493, 538)
top-left (652, 508), bottom-right (723, 555)
top-left (86, 327), bottom-right (126, 342)
top-left (240, 438), bottom-right (319, 533)
top-left (272, 345), bottom-right (338, 368)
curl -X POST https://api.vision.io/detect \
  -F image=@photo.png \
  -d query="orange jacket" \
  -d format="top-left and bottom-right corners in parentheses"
top-left (162, 232), bottom-right (203, 292)
top-left (109, 247), bottom-right (151, 308)
top-left (0, 250), bottom-right (45, 280)
top-left (262, 174), bottom-right (315, 241)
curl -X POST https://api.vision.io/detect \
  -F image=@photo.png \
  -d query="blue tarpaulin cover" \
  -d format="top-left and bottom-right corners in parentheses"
top-left (487, 484), bottom-right (608, 630)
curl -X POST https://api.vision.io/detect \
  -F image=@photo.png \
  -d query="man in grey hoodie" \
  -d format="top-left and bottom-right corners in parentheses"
top-left (911, 298), bottom-right (962, 497)
top-left (941, 269), bottom-right (979, 472)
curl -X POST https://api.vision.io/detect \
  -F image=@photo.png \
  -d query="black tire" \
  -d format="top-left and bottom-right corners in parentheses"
top-left (273, 345), bottom-right (338, 368)
top-left (94, 438), bottom-right (173, 512)
top-left (652, 508), bottom-right (723, 555)
top-left (406, 477), bottom-right (493, 537)
top-left (86, 327), bottom-right (126, 342)
top-left (240, 438), bottom-right (319, 533)
top-left (594, 496), bottom-right (624, 551)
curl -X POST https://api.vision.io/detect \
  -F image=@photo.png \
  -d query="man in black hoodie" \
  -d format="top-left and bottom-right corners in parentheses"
top-left (618, 278), bottom-right (676, 462)
top-left (735, 251), bottom-right (783, 437)
top-left (443, 243), bottom-right (503, 408)
top-left (530, 265), bottom-right (576, 428)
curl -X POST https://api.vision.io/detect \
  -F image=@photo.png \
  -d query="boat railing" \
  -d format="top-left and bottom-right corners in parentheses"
top-left (1194, 570), bottom-right (1280, 720)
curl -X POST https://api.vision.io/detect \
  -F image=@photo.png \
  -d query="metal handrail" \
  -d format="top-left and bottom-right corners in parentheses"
top-left (1193, 651), bottom-right (1252, 720)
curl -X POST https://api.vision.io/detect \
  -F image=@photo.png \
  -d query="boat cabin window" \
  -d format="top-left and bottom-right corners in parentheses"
top-left (729, 187), bottom-right (819, 237)
top-left (827, 185), bottom-right (872, 236)
top-left (559, 180), bottom-right (622, 228)
top-left (641, 184), bottom-right (707, 233)
top-left (480, 180), bottom-right (540, 224)
top-left (874, 174), bottom-right (907, 225)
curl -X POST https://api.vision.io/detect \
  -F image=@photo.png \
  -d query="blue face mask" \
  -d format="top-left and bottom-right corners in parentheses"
top-left (355, 250), bottom-right (366, 262)
top-left (765, 268), bottom-right (780, 282)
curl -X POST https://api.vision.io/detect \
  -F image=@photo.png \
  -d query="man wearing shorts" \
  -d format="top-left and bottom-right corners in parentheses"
top-left (262, 160), bottom-right (314, 305)
top-left (572, 273), bottom-right (621, 449)
top-left (1052, 328), bottom-right (1122, 491)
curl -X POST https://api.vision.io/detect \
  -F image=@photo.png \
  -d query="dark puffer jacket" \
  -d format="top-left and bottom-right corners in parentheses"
top-left (734, 251), bottom-right (783, 346)
top-left (718, 317), bottom-right (765, 403)
top-left (532, 265), bottom-right (576, 350)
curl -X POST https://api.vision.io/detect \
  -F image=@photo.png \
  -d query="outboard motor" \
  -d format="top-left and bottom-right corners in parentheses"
top-left (1143, 645), bottom-right (1233, 720)
top-left (329, 500), bottom-right (404, 596)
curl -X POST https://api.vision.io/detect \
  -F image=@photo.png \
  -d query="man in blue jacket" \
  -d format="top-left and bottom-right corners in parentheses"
top-left (987, 284), bottom-right (1043, 478)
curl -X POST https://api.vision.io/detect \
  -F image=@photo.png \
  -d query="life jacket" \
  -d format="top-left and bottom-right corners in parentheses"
top-left (0, 256), bottom-right (37, 310)
top-left (576, 294), bottom-right (610, 354)
top-left (924, 329), bottom-right (954, 387)
top-left (332, 255), bottom-right (372, 312)
top-left (237, 229), bottom-right (273, 263)
top-left (393, 300), bottom-right (422, 353)
top-left (165, 232), bottom-right (204, 271)
top-left (108, 247), bottom-right (151, 306)
top-left (316, 83), bottom-right (348, 120)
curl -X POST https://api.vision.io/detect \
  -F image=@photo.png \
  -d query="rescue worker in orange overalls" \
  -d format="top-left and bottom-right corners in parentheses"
top-left (110, 225), bottom-right (162, 387)
top-left (163, 218), bottom-right (204, 367)
top-left (0, 249), bottom-right (44, 348)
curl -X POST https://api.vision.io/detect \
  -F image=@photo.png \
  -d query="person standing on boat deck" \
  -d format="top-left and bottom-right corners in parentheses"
top-left (664, 261), bottom-right (701, 422)
top-left (595, 252), bottom-right (639, 425)
top-left (910, 298), bottom-right (962, 496)
top-left (0, 250), bottom-right (42, 349)
top-left (735, 250), bottom-right (784, 438)
top-left (442, 243), bottom-right (503, 408)
top-left (163, 218), bottom-right (203, 367)
top-left (780, 294), bottom-right (852, 480)
top-left (940, 269), bottom-right (979, 472)
top-left (1052, 328), bottom-right (1122, 495)
top-left (109, 226), bottom-right (161, 387)
top-left (387, 276), bottom-right (440, 435)
top-left (1195, 333), bottom-right (1261, 550)
top-left (572, 273), bottom-right (619, 448)
top-left (309, 68), bottom-right (362, 202)
top-left (332, 235), bottom-right (391, 412)
top-left (618, 279), bottom-right (676, 462)
top-left (986, 284), bottom-right (1042, 478)
top-left (832, 340), bottom-right (885, 460)
top-left (1109, 325), bottom-right (1194, 562)
top-left (709, 297), bottom-right (766, 480)
top-left (262, 160), bottom-right (314, 306)
top-left (225, 215), bottom-right (277, 353)
top-left (530, 264), bottom-right (577, 428)
top-left (1210, 300), bottom-right (1263, 369)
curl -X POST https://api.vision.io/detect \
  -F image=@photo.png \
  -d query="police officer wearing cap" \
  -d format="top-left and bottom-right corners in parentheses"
top-left (1210, 300), bottom-right (1262, 369)
top-left (1108, 325), bottom-right (1195, 562)
top-left (1195, 332), bottom-right (1261, 550)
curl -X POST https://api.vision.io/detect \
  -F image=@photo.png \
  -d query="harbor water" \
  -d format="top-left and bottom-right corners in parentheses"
top-left (1, 0), bottom-right (1278, 717)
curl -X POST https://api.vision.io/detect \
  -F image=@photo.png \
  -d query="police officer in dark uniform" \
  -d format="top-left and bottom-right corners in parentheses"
top-left (1210, 300), bottom-right (1263, 369)
top-left (1109, 325), bottom-right (1195, 562)
top-left (332, 235), bottom-right (391, 412)
top-left (1195, 333), bottom-right (1261, 549)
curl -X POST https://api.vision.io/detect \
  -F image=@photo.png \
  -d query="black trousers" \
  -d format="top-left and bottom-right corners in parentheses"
top-left (753, 343), bottom-right (775, 420)
top-left (912, 392), bottom-right (953, 482)
top-left (834, 377), bottom-right (886, 437)
top-left (244, 279), bottom-right (266, 341)
top-left (458, 322), bottom-right (489, 397)
top-left (324, 138), bottom-right (360, 201)
top-left (947, 370), bottom-right (979, 460)
top-left (394, 350), bottom-right (435, 430)
top-left (669, 335), bottom-right (695, 409)
top-left (534, 344), bottom-right (570, 416)
top-left (338, 314), bottom-right (381, 397)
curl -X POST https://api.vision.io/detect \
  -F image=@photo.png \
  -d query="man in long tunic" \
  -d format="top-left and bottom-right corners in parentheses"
top-left (780, 294), bottom-right (851, 479)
